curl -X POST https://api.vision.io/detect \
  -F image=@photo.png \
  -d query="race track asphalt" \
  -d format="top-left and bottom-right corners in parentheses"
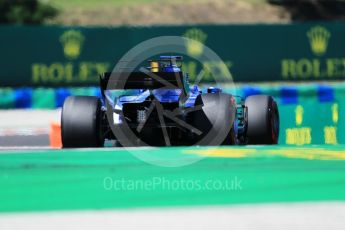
top-left (0, 135), bottom-right (49, 147)
top-left (0, 109), bottom-right (59, 148)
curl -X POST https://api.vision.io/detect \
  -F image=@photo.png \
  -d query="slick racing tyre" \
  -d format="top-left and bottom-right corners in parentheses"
top-left (245, 95), bottom-right (279, 144)
top-left (191, 93), bottom-right (236, 145)
top-left (61, 96), bottom-right (104, 148)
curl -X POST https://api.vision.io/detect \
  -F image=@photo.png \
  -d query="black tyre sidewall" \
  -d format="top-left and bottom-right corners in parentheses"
top-left (245, 95), bottom-right (279, 144)
top-left (191, 93), bottom-right (236, 146)
top-left (61, 96), bottom-right (103, 148)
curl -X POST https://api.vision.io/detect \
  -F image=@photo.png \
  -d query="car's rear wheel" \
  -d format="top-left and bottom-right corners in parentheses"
top-left (190, 93), bottom-right (237, 145)
top-left (61, 96), bottom-right (104, 148)
top-left (245, 95), bottom-right (279, 144)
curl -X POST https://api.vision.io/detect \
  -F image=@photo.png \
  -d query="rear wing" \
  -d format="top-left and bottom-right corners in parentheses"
top-left (100, 71), bottom-right (186, 91)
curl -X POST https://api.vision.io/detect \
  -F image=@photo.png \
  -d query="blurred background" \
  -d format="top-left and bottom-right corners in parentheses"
top-left (0, 1), bottom-right (345, 229)
top-left (0, 0), bottom-right (345, 147)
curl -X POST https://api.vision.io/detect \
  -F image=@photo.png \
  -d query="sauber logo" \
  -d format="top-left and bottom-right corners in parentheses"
top-left (60, 30), bottom-right (85, 60)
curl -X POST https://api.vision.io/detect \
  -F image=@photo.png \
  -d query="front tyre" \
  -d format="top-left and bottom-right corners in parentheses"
top-left (61, 96), bottom-right (104, 148)
top-left (245, 95), bottom-right (279, 144)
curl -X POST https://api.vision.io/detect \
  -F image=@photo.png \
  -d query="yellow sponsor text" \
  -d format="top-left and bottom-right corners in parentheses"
top-left (286, 127), bottom-right (312, 145)
top-left (32, 62), bottom-right (111, 84)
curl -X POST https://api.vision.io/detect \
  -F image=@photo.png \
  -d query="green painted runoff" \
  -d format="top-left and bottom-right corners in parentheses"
top-left (0, 145), bottom-right (344, 213)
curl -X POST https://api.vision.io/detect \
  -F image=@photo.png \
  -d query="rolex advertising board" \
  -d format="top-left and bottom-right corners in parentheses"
top-left (0, 22), bottom-right (344, 87)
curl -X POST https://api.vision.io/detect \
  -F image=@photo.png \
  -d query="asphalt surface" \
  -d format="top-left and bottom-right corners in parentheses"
top-left (0, 135), bottom-right (49, 147)
top-left (0, 109), bottom-right (59, 148)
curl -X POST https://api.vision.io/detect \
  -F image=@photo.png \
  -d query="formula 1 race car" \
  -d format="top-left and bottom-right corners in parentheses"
top-left (61, 56), bottom-right (279, 147)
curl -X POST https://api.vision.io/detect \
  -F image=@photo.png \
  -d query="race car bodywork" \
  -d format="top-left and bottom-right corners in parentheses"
top-left (61, 56), bottom-right (279, 147)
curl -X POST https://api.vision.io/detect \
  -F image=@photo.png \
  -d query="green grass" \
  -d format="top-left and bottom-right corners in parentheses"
top-left (42, 0), bottom-right (278, 26)
top-left (45, 0), bottom-right (194, 10)
top-left (45, 0), bottom-right (267, 11)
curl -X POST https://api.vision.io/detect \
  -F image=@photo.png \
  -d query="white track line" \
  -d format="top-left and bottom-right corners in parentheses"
top-left (0, 128), bottom-right (49, 136)
top-left (0, 202), bottom-right (344, 230)
top-left (0, 146), bottom-right (54, 152)
top-left (0, 146), bottom-right (156, 153)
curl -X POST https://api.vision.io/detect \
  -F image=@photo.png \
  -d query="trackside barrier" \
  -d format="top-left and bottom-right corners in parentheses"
top-left (1, 83), bottom-right (344, 145)
top-left (1, 22), bottom-right (345, 87)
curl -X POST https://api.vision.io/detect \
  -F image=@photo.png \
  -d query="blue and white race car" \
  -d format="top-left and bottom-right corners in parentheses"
top-left (61, 56), bottom-right (279, 147)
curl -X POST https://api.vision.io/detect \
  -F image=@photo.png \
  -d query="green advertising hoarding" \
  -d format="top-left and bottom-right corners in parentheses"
top-left (0, 22), bottom-right (345, 87)
top-left (279, 96), bottom-right (344, 145)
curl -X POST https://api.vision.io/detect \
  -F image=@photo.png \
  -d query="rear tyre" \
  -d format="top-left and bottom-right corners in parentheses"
top-left (61, 96), bottom-right (104, 148)
top-left (190, 93), bottom-right (237, 146)
top-left (245, 95), bottom-right (279, 144)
